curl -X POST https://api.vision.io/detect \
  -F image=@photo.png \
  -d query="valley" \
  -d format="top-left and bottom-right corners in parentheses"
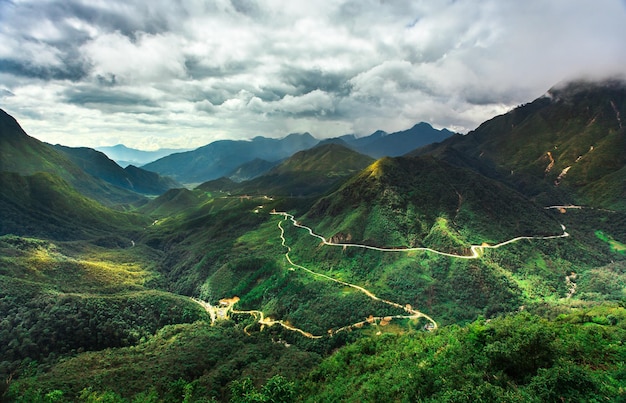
top-left (1, 80), bottom-right (625, 402)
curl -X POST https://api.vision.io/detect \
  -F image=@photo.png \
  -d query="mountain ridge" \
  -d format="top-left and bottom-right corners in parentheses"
top-left (306, 154), bottom-right (563, 250)
top-left (410, 79), bottom-right (626, 210)
top-left (53, 144), bottom-right (181, 195)
top-left (0, 109), bottom-right (144, 205)
top-left (199, 143), bottom-right (375, 197)
top-left (143, 132), bottom-right (319, 184)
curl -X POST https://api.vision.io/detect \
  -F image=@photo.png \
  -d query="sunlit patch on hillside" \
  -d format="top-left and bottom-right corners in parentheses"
top-left (595, 230), bottom-right (626, 254)
top-left (0, 235), bottom-right (152, 292)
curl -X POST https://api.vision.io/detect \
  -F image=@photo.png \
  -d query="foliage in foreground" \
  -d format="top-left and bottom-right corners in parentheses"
top-left (5, 321), bottom-right (320, 402)
top-left (300, 307), bottom-right (626, 402)
top-left (5, 307), bottom-right (626, 402)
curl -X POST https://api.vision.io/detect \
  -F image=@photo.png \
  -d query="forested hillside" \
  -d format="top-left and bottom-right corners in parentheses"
top-left (1, 81), bottom-right (626, 402)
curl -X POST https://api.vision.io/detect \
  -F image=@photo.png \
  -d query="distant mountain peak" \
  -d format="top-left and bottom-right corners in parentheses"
top-left (338, 122), bottom-right (454, 158)
top-left (411, 122), bottom-right (434, 129)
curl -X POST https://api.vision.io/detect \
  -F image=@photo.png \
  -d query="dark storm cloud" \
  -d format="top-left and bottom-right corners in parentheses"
top-left (184, 58), bottom-right (253, 80)
top-left (230, 0), bottom-right (262, 18)
top-left (280, 67), bottom-right (354, 97)
top-left (63, 86), bottom-right (159, 111)
top-left (0, 58), bottom-right (88, 81)
top-left (13, 0), bottom-right (176, 38)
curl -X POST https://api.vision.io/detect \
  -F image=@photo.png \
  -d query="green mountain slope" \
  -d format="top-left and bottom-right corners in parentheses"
top-left (0, 171), bottom-right (148, 240)
top-left (412, 79), bottom-right (626, 209)
top-left (0, 109), bottom-right (143, 205)
top-left (227, 158), bottom-right (279, 182)
top-left (306, 155), bottom-right (562, 250)
top-left (139, 188), bottom-right (207, 217)
top-left (234, 143), bottom-right (375, 197)
top-left (54, 145), bottom-right (181, 195)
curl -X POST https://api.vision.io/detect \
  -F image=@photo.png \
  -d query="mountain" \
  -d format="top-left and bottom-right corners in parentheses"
top-left (3, 81), bottom-right (626, 403)
top-left (143, 133), bottom-right (319, 184)
top-left (54, 145), bottom-right (181, 195)
top-left (411, 79), bottom-right (626, 210)
top-left (0, 171), bottom-right (147, 240)
top-left (0, 109), bottom-right (143, 205)
top-left (306, 155), bottom-right (563, 250)
top-left (227, 158), bottom-right (279, 182)
top-left (226, 143), bottom-right (375, 197)
top-left (97, 144), bottom-right (190, 167)
top-left (342, 123), bottom-right (454, 158)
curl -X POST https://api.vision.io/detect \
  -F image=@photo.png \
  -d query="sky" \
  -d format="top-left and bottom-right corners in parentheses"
top-left (1, 0), bottom-right (625, 150)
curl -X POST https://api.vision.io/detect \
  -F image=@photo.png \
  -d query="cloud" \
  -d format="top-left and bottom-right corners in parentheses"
top-left (249, 89), bottom-right (336, 117)
top-left (0, 0), bottom-right (625, 149)
top-left (62, 85), bottom-right (160, 111)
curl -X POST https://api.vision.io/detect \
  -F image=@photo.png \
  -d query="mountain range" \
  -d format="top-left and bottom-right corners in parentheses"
top-left (142, 123), bottom-right (453, 184)
top-left (1, 79), bottom-right (625, 402)
top-left (143, 132), bottom-right (320, 185)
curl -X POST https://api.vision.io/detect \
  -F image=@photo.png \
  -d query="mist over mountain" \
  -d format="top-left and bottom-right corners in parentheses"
top-left (97, 144), bottom-right (192, 167)
top-left (411, 79), bottom-right (626, 210)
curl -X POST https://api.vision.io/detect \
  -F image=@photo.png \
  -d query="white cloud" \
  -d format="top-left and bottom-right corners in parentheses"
top-left (1, 0), bottom-right (625, 149)
top-left (81, 32), bottom-right (187, 83)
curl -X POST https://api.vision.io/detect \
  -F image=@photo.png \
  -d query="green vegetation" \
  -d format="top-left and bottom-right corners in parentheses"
top-left (301, 307), bottom-right (626, 402)
top-left (5, 321), bottom-right (320, 402)
top-left (199, 143), bottom-right (375, 197)
top-left (7, 308), bottom-right (625, 402)
top-left (2, 84), bottom-right (626, 402)
top-left (413, 80), bottom-right (626, 209)
top-left (0, 172), bottom-right (148, 240)
top-left (596, 230), bottom-right (626, 254)
top-left (305, 156), bottom-right (563, 253)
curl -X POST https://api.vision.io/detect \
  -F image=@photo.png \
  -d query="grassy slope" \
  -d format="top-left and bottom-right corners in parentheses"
top-left (0, 235), bottom-right (210, 394)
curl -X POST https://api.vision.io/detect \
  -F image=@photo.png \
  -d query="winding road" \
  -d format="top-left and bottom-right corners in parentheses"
top-left (271, 211), bottom-right (569, 259)
top-left (193, 207), bottom-right (570, 339)
top-left (275, 218), bottom-right (438, 333)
